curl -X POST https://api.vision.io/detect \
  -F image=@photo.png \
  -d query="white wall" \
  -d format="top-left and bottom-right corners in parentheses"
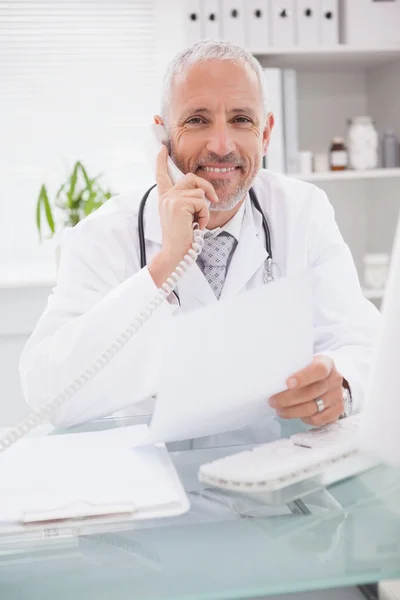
top-left (0, 0), bottom-right (187, 272)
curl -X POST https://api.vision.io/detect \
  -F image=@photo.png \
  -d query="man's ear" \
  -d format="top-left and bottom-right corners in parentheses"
top-left (154, 114), bottom-right (164, 125)
top-left (262, 113), bottom-right (275, 155)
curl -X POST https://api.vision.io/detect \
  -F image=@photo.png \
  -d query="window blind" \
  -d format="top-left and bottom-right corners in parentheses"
top-left (0, 0), bottom-right (158, 266)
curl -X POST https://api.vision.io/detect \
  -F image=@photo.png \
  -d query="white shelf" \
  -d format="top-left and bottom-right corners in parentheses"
top-left (292, 168), bottom-right (400, 182)
top-left (250, 45), bottom-right (400, 69)
top-left (363, 288), bottom-right (385, 300)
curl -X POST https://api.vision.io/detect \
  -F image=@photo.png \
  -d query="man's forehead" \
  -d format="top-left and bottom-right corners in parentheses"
top-left (171, 60), bottom-right (261, 113)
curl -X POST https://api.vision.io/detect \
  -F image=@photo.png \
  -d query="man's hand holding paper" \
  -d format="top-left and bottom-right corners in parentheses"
top-left (269, 356), bottom-right (346, 426)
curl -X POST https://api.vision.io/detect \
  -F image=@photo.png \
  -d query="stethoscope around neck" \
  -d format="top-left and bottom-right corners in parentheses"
top-left (138, 184), bottom-right (275, 285)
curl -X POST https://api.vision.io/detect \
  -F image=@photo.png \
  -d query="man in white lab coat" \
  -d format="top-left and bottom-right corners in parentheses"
top-left (20, 40), bottom-right (381, 435)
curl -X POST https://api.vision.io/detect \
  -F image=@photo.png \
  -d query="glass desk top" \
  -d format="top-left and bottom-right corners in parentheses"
top-left (1, 416), bottom-right (400, 600)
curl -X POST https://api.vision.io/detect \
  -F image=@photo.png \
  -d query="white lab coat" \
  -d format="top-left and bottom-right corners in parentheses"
top-left (20, 169), bottom-right (381, 436)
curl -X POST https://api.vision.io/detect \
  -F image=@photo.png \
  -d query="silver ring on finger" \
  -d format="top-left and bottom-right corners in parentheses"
top-left (315, 398), bottom-right (325, 413)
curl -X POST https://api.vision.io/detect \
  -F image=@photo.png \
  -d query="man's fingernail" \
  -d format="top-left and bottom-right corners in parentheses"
top-left (287, 378), bottom-right (298, 389)
top-left (269, 398), bottom-right (276, 408)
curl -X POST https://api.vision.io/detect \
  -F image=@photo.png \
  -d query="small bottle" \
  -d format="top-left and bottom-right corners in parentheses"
top-left (329, 137), bottom-right (348, 171)
top-left (382, 130), bottom-right (400, 169)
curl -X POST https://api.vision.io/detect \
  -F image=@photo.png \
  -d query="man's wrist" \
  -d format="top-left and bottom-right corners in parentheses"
top-left (340, 380), bottom-right (353, 419)
top-left (148, 251), bottom-right (180, 288)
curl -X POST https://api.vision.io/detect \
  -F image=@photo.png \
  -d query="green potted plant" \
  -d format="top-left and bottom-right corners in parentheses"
top-left (36, 160), bottom-right (114, 240)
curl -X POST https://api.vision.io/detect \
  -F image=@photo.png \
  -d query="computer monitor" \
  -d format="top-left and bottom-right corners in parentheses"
top-left (359, 214), bottom-right (400, 468)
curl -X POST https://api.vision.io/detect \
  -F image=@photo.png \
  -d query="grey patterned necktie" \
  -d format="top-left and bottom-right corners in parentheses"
top-left (198, 232), bottom-right (237, 299)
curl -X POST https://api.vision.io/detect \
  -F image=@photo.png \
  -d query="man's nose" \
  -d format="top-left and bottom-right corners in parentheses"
top-left (205, 124), bottom-right (236, 157)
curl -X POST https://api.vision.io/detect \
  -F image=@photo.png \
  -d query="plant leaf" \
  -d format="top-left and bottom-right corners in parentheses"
top-left (55, 181), bottom-right (66, 199)
top-left (78, 162), bottom-right (92, 187)
top-left (42, 187), bottom-right (55, 235)
top-left (36, 184), bottom-right (55, 239)
top-left (36, 184), bottom-right (44, 240)
top-left (69, 161), bottom-right (79, 198)
top-left (65, 161), bottom-right (80, 210)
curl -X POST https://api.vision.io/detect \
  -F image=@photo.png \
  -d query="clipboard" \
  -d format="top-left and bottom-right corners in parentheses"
top-left (0, 425), bottom-right (189, 527)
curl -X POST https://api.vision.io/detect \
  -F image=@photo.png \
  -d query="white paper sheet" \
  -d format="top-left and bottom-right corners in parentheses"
top-left (147, 272), bottom-right (313, 444)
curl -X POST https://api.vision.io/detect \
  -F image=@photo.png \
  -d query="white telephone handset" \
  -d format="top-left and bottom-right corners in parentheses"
top-left (0, 125), bottom-right (205, 453)
top-left (147, 124), bottom-right (212, 207)
top-left (146, 123), bottom-right (185, 185)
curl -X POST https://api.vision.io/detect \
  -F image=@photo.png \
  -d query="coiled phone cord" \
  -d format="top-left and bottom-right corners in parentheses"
top-left (0, 225), bottom-right (205, 454)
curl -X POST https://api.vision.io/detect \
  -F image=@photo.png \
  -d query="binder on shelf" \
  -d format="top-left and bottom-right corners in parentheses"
top-left (202, 0), bottom-right (221, 39)
top-left (185, 0), bottom-right (204, 46)
top-left (263, 68), bottom-right (285, 173)
top-left (339, 0), bottom-right (400, 45)
top-left (318, 0), bottom-right (339, 46)
top-left (270, 0), bottom-right (296, 47)
top-left (296, 0), bottom-right (319, 47)
top-left (282, 69), bottom-right (299, 174)
top-left (246, 0), bottom-right (271, 50)
top-left (221, 0), bottom-right (246, 46)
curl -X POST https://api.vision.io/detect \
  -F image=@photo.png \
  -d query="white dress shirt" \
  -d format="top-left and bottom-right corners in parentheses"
top-left (204, 196), bottom-right (246, 242)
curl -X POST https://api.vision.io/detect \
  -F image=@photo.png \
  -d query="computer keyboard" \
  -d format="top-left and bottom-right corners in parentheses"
top-left (198, 415), bottom-right (372, 493)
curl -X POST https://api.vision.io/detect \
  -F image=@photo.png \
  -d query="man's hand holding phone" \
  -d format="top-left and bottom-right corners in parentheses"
top-left (148, 145), bottom-right (219, 288)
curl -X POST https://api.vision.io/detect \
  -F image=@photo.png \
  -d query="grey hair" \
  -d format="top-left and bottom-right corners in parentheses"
top-left (160, 39), bottom-right (268, 130)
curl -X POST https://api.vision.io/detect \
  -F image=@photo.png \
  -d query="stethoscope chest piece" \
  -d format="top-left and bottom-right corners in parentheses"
top-left (263, 258), bottom-right (274, 283)
top-left (263, 257), bottom-right (281, 283)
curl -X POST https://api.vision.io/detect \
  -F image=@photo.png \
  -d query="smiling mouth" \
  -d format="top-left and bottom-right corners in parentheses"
top-left (198, 166), bottom-right (240, 174)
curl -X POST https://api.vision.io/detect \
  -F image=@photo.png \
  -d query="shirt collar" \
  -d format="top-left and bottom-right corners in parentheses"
top-left (204, 194), bottom-right (247, 242)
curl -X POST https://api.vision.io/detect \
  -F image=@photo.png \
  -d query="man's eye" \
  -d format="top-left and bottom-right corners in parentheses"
top-left (234, 116), bottom-right (251, 124)
top-left (186, 117), bottom-right (204, 124)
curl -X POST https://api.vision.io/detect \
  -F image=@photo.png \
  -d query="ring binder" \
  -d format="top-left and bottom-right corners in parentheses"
top-left (271, 1), bottom-right (296, 46)
top-left (221, 1), bottom-right (246, 46)
top-left (203, 0), bottom-right (221, 38)
top-left (246, 1), bottom-right (271, 50)
top-left (185, 0), bottom-right (203, 45)
top-left (296, 0), bottom-right (319, 46)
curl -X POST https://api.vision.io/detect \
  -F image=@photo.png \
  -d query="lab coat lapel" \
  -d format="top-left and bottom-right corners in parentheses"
top-left (178, 260), bottom-right (218, 306)
top-left (220, 200), bottom-right (268, 299)
top-left (142, 185), bottom-right (217, 306)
